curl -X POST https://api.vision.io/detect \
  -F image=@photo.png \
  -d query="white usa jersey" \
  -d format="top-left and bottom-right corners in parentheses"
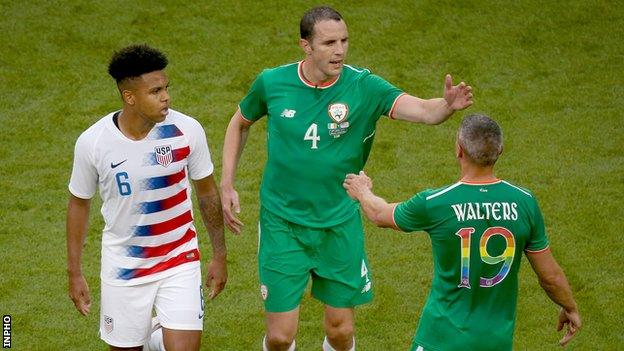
top-left (69, 109), bottom-right (213, 286)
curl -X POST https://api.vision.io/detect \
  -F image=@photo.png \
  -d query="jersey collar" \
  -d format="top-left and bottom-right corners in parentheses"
top-left (459, 179), bottom-right (502, 185)
top-left (297, 60), bottom-right (340, 89)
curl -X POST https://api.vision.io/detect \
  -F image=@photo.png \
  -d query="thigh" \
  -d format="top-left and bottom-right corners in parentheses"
top-left (312, 211), bottom-right (373, 308)
top-left (162, 329), bottom-right (201, 351)
top-left (154, 266), bottom-right (204, 331)
top-left (258, 207), bottom-right (312, 312)
top-left (100, 280), bottom-right (157, 348)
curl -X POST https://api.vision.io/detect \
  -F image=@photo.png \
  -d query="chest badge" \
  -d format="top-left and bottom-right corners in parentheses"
top-left (327, 103), bottom-right (350, 138)
top-left (155, 145), bottom-right (173, 167)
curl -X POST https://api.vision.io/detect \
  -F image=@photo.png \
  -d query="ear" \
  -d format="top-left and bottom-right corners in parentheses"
top-left (122, 89), bottom-right (135, 106)
top-left (299, 38), bottom-right (312, 56)
top-left (498, 144), bottom-right (504, 156)
top-left (455, 139), bottom-right (463, 159)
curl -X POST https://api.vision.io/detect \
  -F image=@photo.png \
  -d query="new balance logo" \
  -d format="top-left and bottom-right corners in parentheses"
top-left (280, 109), bottom-right (296, 118)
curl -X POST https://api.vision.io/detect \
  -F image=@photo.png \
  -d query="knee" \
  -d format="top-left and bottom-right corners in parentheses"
top-left (266, 332), bottom-right (295, 350)
top-left (325, 318), bottom-right (354, 342)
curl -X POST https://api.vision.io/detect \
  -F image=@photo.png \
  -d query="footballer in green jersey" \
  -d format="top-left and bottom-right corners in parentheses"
top-left (222, 6), bottom-right (474, 351)
top-left (344, 114), bottom-right (581, 351)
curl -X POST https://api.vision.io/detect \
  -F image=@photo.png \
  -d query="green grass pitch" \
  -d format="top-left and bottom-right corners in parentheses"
top-left (0, 1), bottom-right (622, 350)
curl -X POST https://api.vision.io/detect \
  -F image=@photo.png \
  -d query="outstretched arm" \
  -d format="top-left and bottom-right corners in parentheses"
top-left (526, 249), bottom-right (581, 347)
top-left (392, 74), bottom-right (473, 124)
top-left (194, 174), bottom-right (228, 300)
top-left (66, 194), bottom-right (92, 316)
top-left (343, 171), bottom-right (398, 229)
top-left (221, 108), bottom-right (253, 234)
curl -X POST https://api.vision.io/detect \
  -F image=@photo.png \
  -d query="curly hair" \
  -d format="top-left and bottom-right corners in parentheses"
top-left (107, 44), bottom-right (168, 83)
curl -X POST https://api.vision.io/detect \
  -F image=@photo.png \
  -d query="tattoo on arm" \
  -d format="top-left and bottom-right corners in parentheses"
top-left (197, 193), bottom-right (226, 254)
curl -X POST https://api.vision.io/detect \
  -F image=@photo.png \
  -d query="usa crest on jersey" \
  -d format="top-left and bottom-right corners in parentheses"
top-left (155, 145), bottom-right (173, 167)
top-left (327, 103), bottom-right (350, 138)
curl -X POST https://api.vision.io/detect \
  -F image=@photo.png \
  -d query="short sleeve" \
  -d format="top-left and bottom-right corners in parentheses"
top-left (525, 198), bottom-right (550, 252)
top-left (68, 134), bottom-right (98, 199)
top-left (239, 71), bottom-right (268, 122)
top-left (186, 120), bottom-right (214, 180)
top-left (393, 191), bottom-right (431, 232)
top-left (362, 74), bottom-right (404, 118)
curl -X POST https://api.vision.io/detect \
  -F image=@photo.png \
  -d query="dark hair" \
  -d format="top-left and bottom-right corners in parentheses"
top-left (458, 114), bottom-right (503, 166)
top-left (107, 44), bottom-right (168, 83)
top-left (300, 6), bottom-right (343, 40)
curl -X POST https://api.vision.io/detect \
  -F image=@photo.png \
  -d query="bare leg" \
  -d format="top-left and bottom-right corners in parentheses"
top-left (162, 329), bottom-right (201, 351)
top-left (265, 307), bottom-right (299, 351)
top-left (323, 306), bottom-right (355, 351)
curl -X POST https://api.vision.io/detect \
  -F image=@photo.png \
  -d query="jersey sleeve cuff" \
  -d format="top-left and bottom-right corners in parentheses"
top-left (238, 106), bottom-right (254, 125)
top-left (391, 204), bottom-right (405, 231)
top-left (189, 166), bottom-right (214, 181)
top-left (388, 93), bottom-right (407, 120)
top-left (524, 246), bottom-right (550, 254)
top-left (68, 185), bottom-right (94, 200)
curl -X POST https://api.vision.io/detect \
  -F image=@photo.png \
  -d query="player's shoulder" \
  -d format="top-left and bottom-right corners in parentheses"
top-left (165, 109), bottom-right (203, 131)
top-left (75, 111), bottom-right (115, 146)
top-left (422, 182), bottom-right (463, 201)
top-left (342, 63), bottom-right (373, 79)
top-left (260, 61), bottom-right (299, 78)
top-left (499, 180), bottom-right (536, 199)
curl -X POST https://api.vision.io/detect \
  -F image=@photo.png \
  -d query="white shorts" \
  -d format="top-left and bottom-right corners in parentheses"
top-left (100, 266), bottom-right (204, 348)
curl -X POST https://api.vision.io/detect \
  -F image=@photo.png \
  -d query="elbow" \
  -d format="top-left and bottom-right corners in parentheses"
top-left (538, 270), bottom-right (566, 291)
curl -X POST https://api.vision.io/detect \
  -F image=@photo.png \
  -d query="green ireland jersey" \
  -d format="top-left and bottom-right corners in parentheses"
top-left (240, 61), bottom-right (403, 227)
top-left (393, 180), bottom-right (550, 351)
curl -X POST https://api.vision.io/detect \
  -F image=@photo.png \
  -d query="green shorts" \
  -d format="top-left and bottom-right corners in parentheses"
top-left (258, 207), bottom-right (373, 312)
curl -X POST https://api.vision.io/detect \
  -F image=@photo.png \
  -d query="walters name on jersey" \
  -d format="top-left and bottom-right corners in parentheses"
top-left (69, 110), bottom-right (213, 286)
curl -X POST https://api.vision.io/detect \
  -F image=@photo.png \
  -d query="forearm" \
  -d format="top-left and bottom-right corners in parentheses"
top-left (393, 95), bottom-right (454, 125)
top-left (539, 270), bottom-right (578, 312)
top-left (221, 115), bottom-right (250, 189)
top-left (358, 190), bottom-right (394, 228)
top-left (66, 196), bottom-right (90, 277)
top-left (419, 98), bottom-right (454, 124)
top-left (197, 192), bottom-right (227, 258)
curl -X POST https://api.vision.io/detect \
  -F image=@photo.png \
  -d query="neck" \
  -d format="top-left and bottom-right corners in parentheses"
top-left (459, 162), bottom-right (497, 183)
top-left (302, 59), bottom-right (336, 86)
top-left (118, 108), bottom-right (155, 140)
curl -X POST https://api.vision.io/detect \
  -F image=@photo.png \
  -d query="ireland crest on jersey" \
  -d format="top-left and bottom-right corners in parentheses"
top-left (327, 103), bottom-right (350, 138)
top-left (155, 145), bottom-right (173, 167)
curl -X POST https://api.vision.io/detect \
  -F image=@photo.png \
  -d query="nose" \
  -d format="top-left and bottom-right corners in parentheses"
top-left (161, 88), bottom-right (170, 102)
top-left (335, 42), bottom-right (345, 56)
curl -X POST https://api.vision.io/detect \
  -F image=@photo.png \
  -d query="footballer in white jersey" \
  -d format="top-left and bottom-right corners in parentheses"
top-left (69, 109), bottom-right (211, 285)
top-left (66, 45), bottom-right (227, 351)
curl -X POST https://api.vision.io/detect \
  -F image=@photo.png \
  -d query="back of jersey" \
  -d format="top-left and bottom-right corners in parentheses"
top-left (394, 180), bottom-right (549, 351)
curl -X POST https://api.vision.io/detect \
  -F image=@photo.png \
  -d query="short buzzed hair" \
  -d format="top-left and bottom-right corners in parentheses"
top-left (300, 6), bottom-right (343, 40)
top-left (107, 44), bottom-right (168, 84)
top-left (458, 114), bottom-right (503, 166)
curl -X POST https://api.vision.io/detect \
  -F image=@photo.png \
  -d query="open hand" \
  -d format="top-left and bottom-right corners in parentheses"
top-left (444, 74), bottom-right (473, 111)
